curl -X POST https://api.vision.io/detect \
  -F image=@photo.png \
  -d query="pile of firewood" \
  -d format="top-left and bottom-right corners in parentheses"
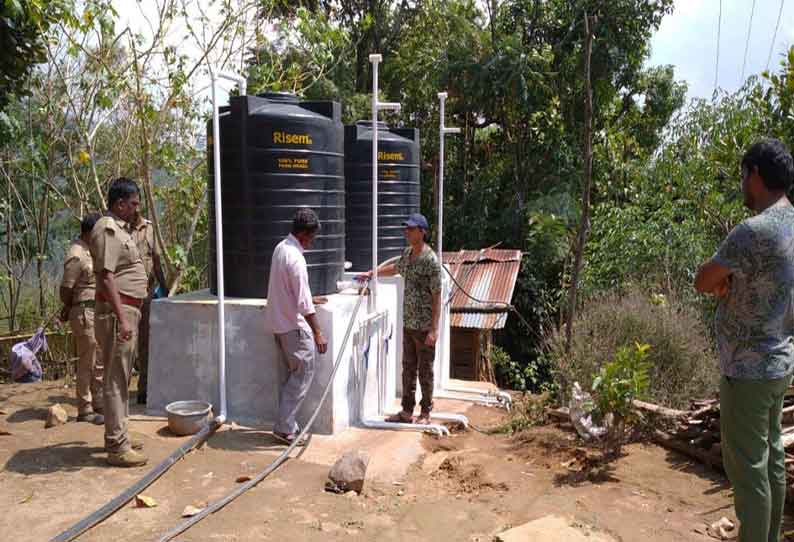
top-left (650, 394), bottom-right (794, 480)
top-left (549, 394), bottom-right (794, 501)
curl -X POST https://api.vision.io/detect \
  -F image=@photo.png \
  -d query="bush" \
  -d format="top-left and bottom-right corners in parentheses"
top-left (592, 342), bottom-right (651, 454)
top-left (546, 286), bottom-right (718, 410)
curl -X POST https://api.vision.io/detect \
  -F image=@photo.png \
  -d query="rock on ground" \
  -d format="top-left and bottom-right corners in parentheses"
top-left (326, 450), bottom-right (370, 494)
top-left (45, 404), bottom-right (68, 428)
top-left (495, 515), bottom-right (616, 542)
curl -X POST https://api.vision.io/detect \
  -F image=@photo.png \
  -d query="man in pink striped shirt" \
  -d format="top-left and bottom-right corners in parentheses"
top-left (264, 208), bottom-right (328, 445)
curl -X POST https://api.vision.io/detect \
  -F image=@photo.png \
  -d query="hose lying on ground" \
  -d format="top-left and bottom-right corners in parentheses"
top-left (156, 284), bottom-right (369, 542)
top-left (51, 419), bottom-right (222, 542)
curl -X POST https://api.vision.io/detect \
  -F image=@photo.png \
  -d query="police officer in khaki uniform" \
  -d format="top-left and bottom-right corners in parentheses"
top-left (91, 177), bottom-right (149, 467)
top-left (60, 212), bottom-right (104, 425)
top-left (131, 211), bottom-right (167, 405)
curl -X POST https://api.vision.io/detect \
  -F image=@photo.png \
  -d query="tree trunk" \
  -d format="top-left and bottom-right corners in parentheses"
top-left (564, 14), bottom-right (595, 353)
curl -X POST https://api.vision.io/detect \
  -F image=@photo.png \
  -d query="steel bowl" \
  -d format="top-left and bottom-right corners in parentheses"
top-left (165, 400), bottom-right (212, 436)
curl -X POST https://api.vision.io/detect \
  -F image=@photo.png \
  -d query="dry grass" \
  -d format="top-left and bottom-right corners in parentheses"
top-left (547, 286), bottom-right (719, 410)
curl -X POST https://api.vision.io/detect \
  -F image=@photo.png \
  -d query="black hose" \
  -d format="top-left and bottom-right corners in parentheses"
top-left (156, 285), bottom-right (369, 542)
top-left (441, 261), bottom-right (534, 333)
top-left (50, 418), bottom-right (222, 542)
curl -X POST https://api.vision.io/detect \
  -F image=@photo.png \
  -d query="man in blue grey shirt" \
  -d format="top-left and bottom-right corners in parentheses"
top-left (695, 138), bottom-right (794, 542)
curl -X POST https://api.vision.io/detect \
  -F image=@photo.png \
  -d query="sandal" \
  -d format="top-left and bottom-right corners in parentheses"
top-left (273, 432), bottom-right (308, 447)
top-left (386, 411), bottom-right (414, 423)
top-left (415, 411), bottom-right (432, 425)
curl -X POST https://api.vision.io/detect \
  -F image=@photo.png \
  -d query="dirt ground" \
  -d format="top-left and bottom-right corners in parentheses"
top-left (1, 379), bottom-right (790, 541)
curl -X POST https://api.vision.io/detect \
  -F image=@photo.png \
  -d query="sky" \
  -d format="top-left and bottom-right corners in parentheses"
top-left (648, 0), bottom-right (794, 101)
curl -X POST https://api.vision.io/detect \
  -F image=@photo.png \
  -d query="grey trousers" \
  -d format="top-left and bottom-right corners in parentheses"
top-left (274, 328), bottom-right (316, 435)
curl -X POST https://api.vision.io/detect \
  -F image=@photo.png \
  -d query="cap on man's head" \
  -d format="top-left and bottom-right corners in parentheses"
top-left (403, 213), bottom-right (429, 231)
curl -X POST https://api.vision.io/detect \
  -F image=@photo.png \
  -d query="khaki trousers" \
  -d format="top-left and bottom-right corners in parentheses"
top-left (96, 302), bottom-right (141, 454)
top-left (69, 305), bottom-right (103, 415)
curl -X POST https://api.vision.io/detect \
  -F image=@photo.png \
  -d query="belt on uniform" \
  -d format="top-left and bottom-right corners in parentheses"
top-left (74, 300), bottom-right (95, 308)
top-left (96, 292), bottom-right (144, 309)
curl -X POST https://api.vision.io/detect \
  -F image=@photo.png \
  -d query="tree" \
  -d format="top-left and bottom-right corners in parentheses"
top-left (0, 0), bottom-right (72, 111)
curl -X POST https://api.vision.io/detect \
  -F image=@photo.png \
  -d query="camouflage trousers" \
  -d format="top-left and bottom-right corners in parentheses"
top-left (400, 328), bottom-right (435, 414)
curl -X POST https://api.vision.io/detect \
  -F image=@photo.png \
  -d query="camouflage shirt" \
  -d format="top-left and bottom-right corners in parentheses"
top-left (713, 198), bottom-right (794, 379)
top-left (396, 244), bottom-right (442, 331)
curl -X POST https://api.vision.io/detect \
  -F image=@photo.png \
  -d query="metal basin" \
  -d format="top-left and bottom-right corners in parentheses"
top-left (165, 400), bottom-right (212, 436)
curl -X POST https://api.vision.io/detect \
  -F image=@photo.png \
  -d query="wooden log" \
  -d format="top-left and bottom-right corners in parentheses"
top-left (783, 432), bottom-right (794, 450)
top-left (632, 400), bottom-right (688, 419)
top-left (547, 407), bottom-right (570, 422)
top-left (689, 404), bottom-right (719, 420)
top-left (652, 430), bottom-right (724, 471)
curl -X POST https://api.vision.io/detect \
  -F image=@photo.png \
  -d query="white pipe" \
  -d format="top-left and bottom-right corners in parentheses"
top-left (437, 91), bottom-right (460, 260)
top-left (435, 389), bottom-right (512, 410)
top-left (429, 412), bottom-right (469, 429)
top-left (434, 94), bottom-right (512, 411)
top-left (437, 92), bottom-right (460, 391)
top-left (210, 69), bottom-right (246, 423)
top-left (355, 306), bottom-right (449, 436)
top-left (361, 418), bottom-right (449, 437)
top-left (368, 53), bottom-right (401, 314)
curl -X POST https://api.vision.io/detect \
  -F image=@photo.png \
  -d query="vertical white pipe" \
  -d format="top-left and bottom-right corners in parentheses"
top-left (210, 77), bottom-right (227, 422)
top-left (438, 94), bottom-right (446, 258)
top-left (368, 54), bottom-right (401, 315)
top-left (370, 55), bottom-right (380, 313)
top-left (437, 91), bottom-right (460, 390)
top-left (210, 70), bottom-right (246, 423)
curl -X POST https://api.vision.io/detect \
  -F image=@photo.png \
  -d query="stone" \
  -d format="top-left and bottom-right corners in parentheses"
top-left (422, 452), bottom-right (450, 474)
top-left (494, 515), bottom-right (616, 542)
top-left (45, 404), bottom-right (68, 428)
top-left (326, 450), bottom-right (370, 494)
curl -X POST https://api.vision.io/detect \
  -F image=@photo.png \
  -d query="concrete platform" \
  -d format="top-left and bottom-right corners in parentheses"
top-left (146, 276), bottom-right (404, 434)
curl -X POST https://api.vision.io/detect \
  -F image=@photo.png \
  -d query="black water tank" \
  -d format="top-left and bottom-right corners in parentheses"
top-left (344, 121), bottom-right (420, 271)
top-left (208, 93), bottom-right (345, 297)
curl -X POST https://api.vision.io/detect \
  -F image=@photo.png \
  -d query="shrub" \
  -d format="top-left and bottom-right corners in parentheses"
top-left (546, 285), bottom-right (718, 410)
top-left (592, 343), bottom-right (651, 453)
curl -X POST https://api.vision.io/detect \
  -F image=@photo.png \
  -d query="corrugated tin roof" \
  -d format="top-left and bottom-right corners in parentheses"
top-left (441, 249), bottom-right (522, 330)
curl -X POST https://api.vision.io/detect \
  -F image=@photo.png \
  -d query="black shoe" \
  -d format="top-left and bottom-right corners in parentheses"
top-left (137, 392), bottom-right (147, 405)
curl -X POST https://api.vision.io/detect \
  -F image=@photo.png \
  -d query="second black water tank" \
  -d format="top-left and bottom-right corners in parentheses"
top-left (345, 121), bottom-right (420, 271)
top-left (208, 92), bottom-right (345, 298)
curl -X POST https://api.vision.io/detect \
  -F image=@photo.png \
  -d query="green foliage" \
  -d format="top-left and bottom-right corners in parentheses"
top-left (0, 0), bottom-right (73, 110)
top-left (591, 342), bottom-right (651, 423)
top-left (493, 392), bottom-right (550, 435)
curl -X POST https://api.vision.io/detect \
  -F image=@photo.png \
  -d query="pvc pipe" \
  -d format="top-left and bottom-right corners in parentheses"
top-left (429, 412), bottom-right (469, 429)
top-left (210, 69), bottom-right (246, 423)
top-left (434, 389), bottom-right (512, 410)
top-left (369, 53), bottom-right (401, 314)
top-left (361, 417), bottom-right (449, 437)
top-left (353, 308), bottom-right (449, 436)
top-left (437, 91), bottom-right (460, 260)
top-left (437, 92), bottom-right (460, 393)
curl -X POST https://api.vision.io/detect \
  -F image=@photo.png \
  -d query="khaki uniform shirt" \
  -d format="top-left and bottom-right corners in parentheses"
top-left (60, 239), bottom-right (95, 303)
top-left (132, 217), bottom-right (159, 293)
top-left (90, 214), bottom-right (148, 299)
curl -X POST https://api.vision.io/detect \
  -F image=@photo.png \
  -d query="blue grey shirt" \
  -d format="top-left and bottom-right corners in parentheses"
top-left (713, 198), bottom-right (794, 379)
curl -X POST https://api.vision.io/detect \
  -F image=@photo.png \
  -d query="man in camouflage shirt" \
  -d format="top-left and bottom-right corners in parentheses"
top-left (364, 213), bottom-right (442, 425)
top-left (696, 138), bottom-right (794, 542)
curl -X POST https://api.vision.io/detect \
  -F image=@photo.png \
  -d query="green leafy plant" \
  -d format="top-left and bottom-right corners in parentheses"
top-left (591, 342), bottom-right (651, 453)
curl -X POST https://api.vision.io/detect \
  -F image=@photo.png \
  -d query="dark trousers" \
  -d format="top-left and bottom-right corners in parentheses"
top-left (401, 328), bottom-right (435, 413)
top-left (135, 299), bottom-right (151, 396)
